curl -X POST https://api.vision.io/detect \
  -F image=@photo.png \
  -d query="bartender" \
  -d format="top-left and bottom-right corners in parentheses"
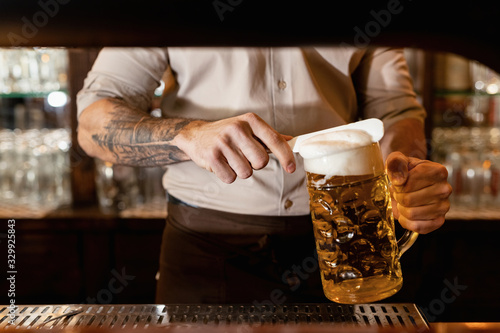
top-left (76, 47), bottom-right (451, 304)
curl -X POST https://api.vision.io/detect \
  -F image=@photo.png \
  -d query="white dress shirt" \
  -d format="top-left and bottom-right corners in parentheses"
top-left (77, 47), bottom-right (425, 216)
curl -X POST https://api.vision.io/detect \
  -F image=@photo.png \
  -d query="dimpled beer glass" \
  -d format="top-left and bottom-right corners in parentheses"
top-left (298, 123), bottom-right (417, 304)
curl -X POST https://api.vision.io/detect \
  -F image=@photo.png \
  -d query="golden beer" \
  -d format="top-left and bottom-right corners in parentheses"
top-left (307, 171), bottom-right (402, 304)
top-left (298, 124), bottom-right (416, 304)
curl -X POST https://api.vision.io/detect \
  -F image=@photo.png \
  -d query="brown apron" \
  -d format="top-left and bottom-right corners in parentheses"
top-left (155, 197), bottom-right (327, 304)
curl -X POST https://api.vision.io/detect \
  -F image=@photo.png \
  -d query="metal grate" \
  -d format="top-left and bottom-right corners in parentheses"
top-left (0, 303), bottom-right (428, 330)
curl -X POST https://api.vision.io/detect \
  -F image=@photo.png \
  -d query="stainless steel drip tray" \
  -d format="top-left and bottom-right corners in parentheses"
top-left (0, 303), bottom-right (429, 330)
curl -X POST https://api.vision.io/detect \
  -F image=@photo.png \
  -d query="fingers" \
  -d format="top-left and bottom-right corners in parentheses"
top-left (391, 194), bottom-right (449, 234)
top-left (208, 130), bottom-right (271, 184)
top-left (386, 152), bottom-right (409, 186)
top-left (220, 113), bottom-right (295, 176)
top-left (399, 163), bottom-right (449, 194)
top-left (388, 152), bottom-right (448, 190)
top-left (392, 181), bottom-right (453, 207)
top-left (210, 145), bottom-right (252, 184)
top-left (243, 113), bottom-right (296, 173)
top-left (392, 181), bottom-right (452, 234)
top-left (386, 152), bottom-right (452, 234)
top-left (396, 200), bottom-right (450, 223)
top-left (397, 215), bottom-right (446, 234)
top-left (174, 113), bottom-right (295, 184)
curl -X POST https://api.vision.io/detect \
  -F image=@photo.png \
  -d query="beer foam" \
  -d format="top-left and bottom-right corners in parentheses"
top-left (299, 129), bottom-right (384, 177)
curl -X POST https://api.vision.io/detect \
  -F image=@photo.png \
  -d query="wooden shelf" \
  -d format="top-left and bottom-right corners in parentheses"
top-left (0, 203), bottom-right (167, 230)
top-left (446, 206), bottom-right (500, 221)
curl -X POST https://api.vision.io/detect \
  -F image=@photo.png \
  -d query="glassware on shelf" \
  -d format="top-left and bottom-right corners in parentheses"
top-left (94, 159), bottom-right (167, 217)
top-left (137, 166), bottom-right (167, 207)
top-left (432, 126), bottom-right (500, 211)
top-left (471, 60), bottom-right (500, 95)
top-left (14, 129), bottom-right (41, 205)
top-left (486, 149), bottom-right (500, 207)
top-left (94, 159), bottom-right (141, 214)
top-left (0, 129), bottom-right (16, 202)
top-left (0, 47), bottom-right (71, 217)
top-left (469, 60), bottom-right (500, 127)
top-left (0, 48), bottom-right (68, 95)
top-left (432, 54), bottom-right (500, 129)
top-left (0, 128), bottom-right (72, 214)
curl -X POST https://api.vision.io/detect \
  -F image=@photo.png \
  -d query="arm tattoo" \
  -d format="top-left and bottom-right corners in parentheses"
top-left (91, 98), bottom-right (192, 167)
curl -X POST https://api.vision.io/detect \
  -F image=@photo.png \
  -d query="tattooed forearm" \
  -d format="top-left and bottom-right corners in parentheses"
top-left (90, 133), bottom-right (187, 166)
top-left (81, 98), bottom-right (197, 167)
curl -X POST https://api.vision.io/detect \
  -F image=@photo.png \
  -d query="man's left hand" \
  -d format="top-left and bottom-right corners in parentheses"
top-left (386, 151), bottom-right (452, 234)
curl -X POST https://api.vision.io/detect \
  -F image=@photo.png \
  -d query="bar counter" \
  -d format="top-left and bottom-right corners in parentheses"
top-left (2, 303), bottom-right (500, 332)
top-left (3, 323), bottom-right (500, 333)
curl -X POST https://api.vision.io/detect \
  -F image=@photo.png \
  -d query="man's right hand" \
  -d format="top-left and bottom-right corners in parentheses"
top-left (173, 112), bottom-right (296, 184)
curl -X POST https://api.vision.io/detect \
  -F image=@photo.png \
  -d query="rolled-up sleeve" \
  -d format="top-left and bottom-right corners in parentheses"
top-left (76, 47), bottom-right (169, 117)
top-left (354, 48), bottom-right (426, 129)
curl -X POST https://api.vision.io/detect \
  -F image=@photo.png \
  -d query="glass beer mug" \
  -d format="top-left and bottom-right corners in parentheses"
top-left (297, 119), bottom-right (418, 304)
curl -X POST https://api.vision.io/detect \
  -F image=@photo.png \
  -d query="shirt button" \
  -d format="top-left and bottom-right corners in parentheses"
top-left (284, 199), bottom-right (293, 209)
top-left (278, 80), bottom-right (287, 90)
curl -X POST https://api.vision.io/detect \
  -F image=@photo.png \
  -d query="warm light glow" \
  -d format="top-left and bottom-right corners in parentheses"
top-left (41, 53), bottom-right (50, 63)
top-left (486, 83), bottom-right (499, 94)
top-left (465, 323), bottom-right (500, 329)
top-left (58, 73), bottom-right (67, 83)
top-left (475, 80), bottom-right (485, 90)
top-left (47, 91), bottom-right (68, 108)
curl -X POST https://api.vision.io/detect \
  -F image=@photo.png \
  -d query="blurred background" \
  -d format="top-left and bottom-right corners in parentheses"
top-left (1, 47), bottom-right (500, 322)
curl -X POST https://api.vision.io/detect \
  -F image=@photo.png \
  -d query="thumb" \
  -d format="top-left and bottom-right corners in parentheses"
top-left (386, 152), bottom-right (409, 188)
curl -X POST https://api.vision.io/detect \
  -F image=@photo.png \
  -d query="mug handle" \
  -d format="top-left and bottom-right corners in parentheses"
top-left (396, 230), bottom-right (419, 259)
top-left (388, 177), bottom-right (418, 259)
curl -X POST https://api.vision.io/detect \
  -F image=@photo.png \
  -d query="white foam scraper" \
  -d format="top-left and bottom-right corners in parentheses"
top-left (287, 118), bottom-right (384, 153)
